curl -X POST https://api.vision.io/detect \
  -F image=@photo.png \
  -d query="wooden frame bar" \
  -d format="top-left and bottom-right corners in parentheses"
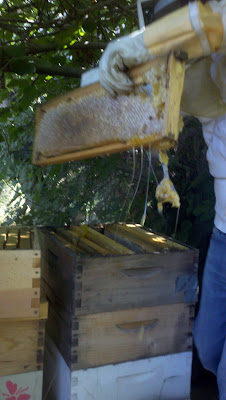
top-left (33, 54), bottom-right (185, 166)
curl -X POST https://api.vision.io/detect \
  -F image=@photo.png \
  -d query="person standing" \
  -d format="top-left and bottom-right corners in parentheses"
top-left (98, 2), bottom-right (226, 398)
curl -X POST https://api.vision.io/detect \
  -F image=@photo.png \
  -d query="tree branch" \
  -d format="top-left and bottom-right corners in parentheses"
top-left (0, 56), bottom-right (84, 78)
top-left (33, 61), bottom-right (84, 78)
top-left (77, 0), bottom-right (122, 15)
top-left (0, 21), bottom-right (22, 35)
top-left (26, 40), bottom-right (107, 55)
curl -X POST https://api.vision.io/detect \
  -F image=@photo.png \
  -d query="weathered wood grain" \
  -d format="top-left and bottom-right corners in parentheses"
top-left (46, 300), bottom-right (194, 370)
top-left (0, 303), bottom-right (47, 376)
top-left (71, 225), bottom-right (134, 255)
top-left (40, 226), bottom-right (197, 317)
top-left (75, 250), bottom-right (197, 315)
top-left (0, 228), bottom-right (41, 318)
top-left (162, 52), bottom-right (185, 142)
top-left (39, 229), bottom-right (77, 313)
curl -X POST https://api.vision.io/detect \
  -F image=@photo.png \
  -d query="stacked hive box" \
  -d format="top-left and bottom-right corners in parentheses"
top-left (40, 224), bottom-right (198, 399)
top-left (0, 226), bottom-right (48, 400)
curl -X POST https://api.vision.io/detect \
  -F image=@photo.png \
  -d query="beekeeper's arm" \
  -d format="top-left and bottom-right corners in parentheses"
top-left (99, 0), bottom-right (226, 96)
top-left (201, 53), bottom-right (226, 150)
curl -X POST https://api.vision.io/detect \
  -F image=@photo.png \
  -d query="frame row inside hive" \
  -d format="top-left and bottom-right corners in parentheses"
top-left (47, 223), bottom-right (187, 256)
top-left (0, 226), bottom-right (41, 318)
top-left (33, 52), bottom-right (185, 166)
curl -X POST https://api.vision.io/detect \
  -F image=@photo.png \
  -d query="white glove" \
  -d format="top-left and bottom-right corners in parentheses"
top-left (99, 30), bottom-right (152, 96)
top-left (211, 54), bottom-right (226, 103)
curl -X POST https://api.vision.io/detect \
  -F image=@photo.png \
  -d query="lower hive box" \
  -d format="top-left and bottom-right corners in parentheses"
top-left (43, 332), bottom-right (192, 400)
top-left (0, 302), bottom-right (48, 377)
top-left (45, 298), bottom-right (194, 371)
top-left (40, 224), bottom-right (198, 372)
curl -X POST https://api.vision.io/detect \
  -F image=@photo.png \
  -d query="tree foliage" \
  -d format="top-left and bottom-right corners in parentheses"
top-left (0, 0), bottom-right (214, 248)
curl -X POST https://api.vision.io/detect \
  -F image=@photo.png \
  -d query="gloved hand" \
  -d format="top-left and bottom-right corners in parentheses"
top-left (210, 54), bottom-right (226, 103)
top-left (99, 30), bottom-right (152, 96)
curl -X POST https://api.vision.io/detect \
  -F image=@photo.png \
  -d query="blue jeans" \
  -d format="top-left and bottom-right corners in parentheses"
top-left (193, 227), bottom-right (226, 400)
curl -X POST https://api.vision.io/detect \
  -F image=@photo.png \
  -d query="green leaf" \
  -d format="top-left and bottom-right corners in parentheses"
top-left (45, 75), bottom-right (53, 80)
top-left (83, 21), bottom-right (97, 33)
top-left (0, 89), bottom-right (10, 102)
top-left (9, 58), bottom-right (36, 75)
top-left (35, 59), bottom-right (52, 69)
top-left (6, 78), bottom-right (29, 89)
top-left (0, 110), bottom-right (12, 125)
top-left (5, 44), bottom-right (26, 58)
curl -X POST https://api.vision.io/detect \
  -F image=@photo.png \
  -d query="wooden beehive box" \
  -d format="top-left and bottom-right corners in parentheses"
top-left (40, 224), bottom-right (198, 372)
top-left (0, 226), bottom-right (41, 318)
top-left (0, 302), bottom-right (48, 377)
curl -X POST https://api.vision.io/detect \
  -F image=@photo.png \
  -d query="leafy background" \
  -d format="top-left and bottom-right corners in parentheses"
top-left (0, 0), bottom-right (215, 248)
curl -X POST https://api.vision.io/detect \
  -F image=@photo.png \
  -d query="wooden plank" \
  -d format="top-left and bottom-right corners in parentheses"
top-left (19, 227), bottom-right (31, 249)
top-left (0, 250), bottom-right (40, 290)
top-left (39, 301), bottom-right (48, 320)
top-left (52, 231), bottom-right (85, 254)
top-left (112, 224), bottom-right (169, 251)
top-left (46, 301), bottom-right (194, 370)
top-left (71, 225), bottom-right (134, 255)
top-left (143, 2), bottom-right (223, 59)
top-left (34, 134), bottom-right (170, 166)
top-left (0, 301), bottom-right (48, 322)
top-left (5, 227), bottom-right (19, 249)
top-left (162, 51), bottom-right (185, 142)
top-left (0, 316), bottom-right (45, 376)
top-left (103, 229), bottom-right (143, 253)
top-left (0, 288), bottom-right (40, 318)
top-left (57, 228), bottom-right (98, 255)
top-left (73, 303), bottom-right (194, 370)
top-left (0, 227), bottom-right (8, 249)
top-left (39, 229), bottom-right (77, 313)
top-left (126, 224), bottom-right (187, 251)
top-left (105, 225), bottom-right (158, 252)
top-left (68, 226), bottom-right (111, 256)
top-left (0, 249), bottom-right (41, 318)
top-left (75, 250), bottom-right (196, 316)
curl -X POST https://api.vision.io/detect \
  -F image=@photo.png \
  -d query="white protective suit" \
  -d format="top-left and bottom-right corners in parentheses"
top-left (201, 54), bottom-right (226, 233)
top-left (182, 52), bottom-right (226, 234)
